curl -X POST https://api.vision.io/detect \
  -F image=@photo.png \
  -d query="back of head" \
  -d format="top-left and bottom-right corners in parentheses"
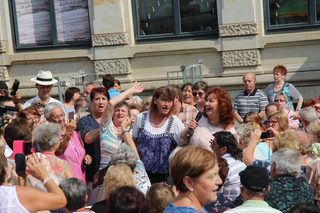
top-left (33, 123), bottom-right (61, 151)
top-left (102, 74), bottom-right (115, 90)
top-left (64, 87), bottom-right (80, 103)
top-left (4, 118), bottom-right (32, 149)
top-left (59, 178), bottom-right (87, 212)
top-left (271, 148), bottom-right (301, 176)
top-left (170, 146), bottom-right (217, 193)
top-left (146, 182), bottom-right (174, 213)
top-left (239, 165), bottom-right (269, 193)
top-left (110, 144), bottom-right (137, 171)
top-left (107, 186), bottom-right (149, 213)
top-left (104, 164), bottom-right (135, 199)
top-left (273, 130), bottom-right (300, 153)
top-left (299, 106), bottom-right (318, 124)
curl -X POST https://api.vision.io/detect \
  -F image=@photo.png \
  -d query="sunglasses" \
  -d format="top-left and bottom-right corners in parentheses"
top-left (275, 99), bottom-right (285, 103)
top-left (192, 92), bottom-right (205, 96)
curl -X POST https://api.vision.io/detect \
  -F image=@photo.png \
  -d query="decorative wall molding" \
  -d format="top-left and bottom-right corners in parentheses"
top-left (92, 33), bottom-right (129, 47)
top-left (0, 41), bottom-right (6, 53)
top-left (222, 49), bottom-right (261, 68)
top-left (219, 23), bottom-right (258, 37)
top-left (0, 66), bottom-right (10, 81)
top-left (94, 58), bottom-right (130, 75)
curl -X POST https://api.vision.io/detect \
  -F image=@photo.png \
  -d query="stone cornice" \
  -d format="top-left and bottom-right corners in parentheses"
top-left (219, 23), bottom-right (258, 37)
top-left (222, 49), bottom-right (261, 68)
top-left (94, 58), bottom-right (130, 75)
top-left (92, 33), bottom-right (129, 47)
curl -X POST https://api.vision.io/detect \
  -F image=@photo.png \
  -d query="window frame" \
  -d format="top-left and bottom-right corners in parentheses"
top-left (132, 0), bottom-right (219, 42)
top-left (9, 0), bottom-right (91, 50)
top-left (264, 0), bottom-right (320, 32)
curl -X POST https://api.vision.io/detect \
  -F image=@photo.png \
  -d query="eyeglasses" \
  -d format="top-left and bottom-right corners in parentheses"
top-left (192, 92), bottom-right (205, 97)
top-left (275, 99), bottom-right (285, 103)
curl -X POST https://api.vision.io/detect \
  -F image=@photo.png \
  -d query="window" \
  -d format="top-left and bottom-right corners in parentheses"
top-left (9, 0), bottom-right (91, 49)
top-left (132, 0), bottom-right (218, 41)
top-left (265, 0), bottom-right (320, 31)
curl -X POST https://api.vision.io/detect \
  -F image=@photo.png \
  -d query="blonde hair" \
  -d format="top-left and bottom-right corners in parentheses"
top-left (274, 130), bottom-right (300, 153)
top-left (306, 120), bottom-right (320, 141)
top-left (146, 182), bottom-right (175, 213)
top-left (269, 111), bottom-right (289, 132)
top-left (104, 164), bottom-right (135, 199)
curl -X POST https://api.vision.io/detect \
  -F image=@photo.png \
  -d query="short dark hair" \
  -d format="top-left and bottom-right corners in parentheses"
top-left (106, 186), bottom-right (149, 213)
top-left (64, 87), bottom-right (80, 103)
top-left (213, 131), bottom-right (242, 160)
top-left (90, 87), bottom-right (109, 101)
top-left (102, 74), bottom-right (115, 90)
top-left (192, 81), bottom-right (208, 92)
top-left (4, 118), bottom-right (32, 149)
top-left (150, 86), bottom-right (175, 114)
top-left (59, 178), bottom-right (87, 211)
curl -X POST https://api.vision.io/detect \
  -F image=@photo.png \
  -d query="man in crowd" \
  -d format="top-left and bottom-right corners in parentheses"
top-left (23, 70), bottom-right (62, 108)
top-left (225, 165), bottom-right (281, 213)
top-left (265, 148), bottom-right (314, 213)
top-left (234, 72), bottom-right (268, 123)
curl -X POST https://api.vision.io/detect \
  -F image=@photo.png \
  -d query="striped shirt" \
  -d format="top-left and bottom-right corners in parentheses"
top-left (234, 88), bottom-right (268, 118)
top-left (177, 103), bottom-right (198, 127)
top-left (221, 153), bottom-right (246, 202)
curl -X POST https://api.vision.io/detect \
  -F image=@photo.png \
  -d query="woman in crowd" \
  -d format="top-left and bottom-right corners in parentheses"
top-left (265, 65), bottom-right (303, 111)
top-left (45, 102), bottom-right (86, 181)
top-left (266, 111), bottom-right (289, 136)
top-left (164, 146), bottom-right (222, 212)
top-left (0, 153), bottom-right (67, 212)
top-left (17, 106), bottom-right (41, 129)
top-left (181, 82), bottom-right (194, 105)
top-left (274, 93), bottom-right (300, 129)
top-left (210, 131), bottom-right (246, 202)
top-left (192, 81), bottom-right (208, 112)
top-left (28, 123), bottom-right (72, 191)
top-left (190, 87), bottom-right (236, 151)
top-left (64, 87), bottom-right (81, 119)
top-left (132, 86), bottom-right (188, 184)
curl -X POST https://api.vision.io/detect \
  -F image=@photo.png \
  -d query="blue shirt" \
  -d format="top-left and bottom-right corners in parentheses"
top-left (164, 203), bottom-right (208, 213)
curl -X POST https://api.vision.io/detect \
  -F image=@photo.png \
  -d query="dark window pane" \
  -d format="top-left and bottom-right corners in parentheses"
top-left (136, 0), bottom-right (174, 36)
top-left (269, 0), bottom-right (308, 26)
top-left (54, 0), bottom-right (91, 43)
top-left (180, 0), bottom-right (216, 32)
top-left (317, 0), bottom-right (320, 21)
top-left (14, 0), bottom-right (52, 45)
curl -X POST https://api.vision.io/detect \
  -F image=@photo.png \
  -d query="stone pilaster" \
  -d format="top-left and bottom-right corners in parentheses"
top-left (222, 49), bottom-right (261, 68)
top-left (0, 66), bottom-right (10, 81)
top-left (0, 40), bottom-right (6, 53)
top-left (219, 23), bottom-right (258, 37)
top-left (94, 58), bottom-right (130, 75)
top-left (92, 32), bottom-right (129, 47)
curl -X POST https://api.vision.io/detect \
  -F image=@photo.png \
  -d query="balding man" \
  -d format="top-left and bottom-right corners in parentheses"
top-left (234, 73), bottom-right (268, 123)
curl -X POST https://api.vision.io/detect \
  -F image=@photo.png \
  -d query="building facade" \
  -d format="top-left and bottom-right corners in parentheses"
top-left (0, 0), bottom-right (319, 100)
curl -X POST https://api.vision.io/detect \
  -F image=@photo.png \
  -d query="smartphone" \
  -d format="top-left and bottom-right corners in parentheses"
top-left (10, 79), bottom-right (20, 96)
top-left (260, 131), bottom-right (272, 139)
top-left (23, 141), bottom-right (33, 155)
top-left (15, 153), bottom-right (26, 177)
top-left (13, 140), bottom-right (24, 157)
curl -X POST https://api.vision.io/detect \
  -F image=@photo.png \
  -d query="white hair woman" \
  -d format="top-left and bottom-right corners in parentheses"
top-left (27, 123), bottom-right (72, 191)
top-left (45, 102), bottom-right (86, 181)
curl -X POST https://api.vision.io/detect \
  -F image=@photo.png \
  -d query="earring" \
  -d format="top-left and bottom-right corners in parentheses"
top-left (189, 188), bottom-right (194, 192)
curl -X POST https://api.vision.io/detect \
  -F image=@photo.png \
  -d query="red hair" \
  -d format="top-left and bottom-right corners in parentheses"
top-left (205, 87), bottom-right (234, 127)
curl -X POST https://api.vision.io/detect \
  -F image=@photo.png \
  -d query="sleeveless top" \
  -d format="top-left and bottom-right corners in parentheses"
top-left (136, 112), bottom-right (176, 174)
top-left (0, 186), bottom-right (29, 213)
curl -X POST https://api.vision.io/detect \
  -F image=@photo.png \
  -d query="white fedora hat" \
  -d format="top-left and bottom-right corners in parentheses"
top-left (31, 70), bottom-right (58, 85)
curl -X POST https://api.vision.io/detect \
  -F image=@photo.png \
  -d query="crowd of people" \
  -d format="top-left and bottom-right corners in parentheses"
top-left (0, 65), bottom-right (319, 213)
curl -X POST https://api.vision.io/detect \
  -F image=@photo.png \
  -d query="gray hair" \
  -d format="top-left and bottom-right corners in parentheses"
top-left (59, 178), bottom-right (87, 211)
top-left (33, 123), bottom-right (61, 151)
top-left (299, 106), bottom-right (318, 124)
top-left (44, 102), bottom-right (64, 119)
top-left (271, 148), bottom-right (301, 176)
top-left (110, 144), bottom-right (137, 171)
top-left (235, 123), bottom-right (253, 146)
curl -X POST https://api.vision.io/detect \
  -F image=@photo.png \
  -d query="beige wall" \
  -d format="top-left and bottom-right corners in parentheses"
top-left (0, 0), bottom-right (319, 101)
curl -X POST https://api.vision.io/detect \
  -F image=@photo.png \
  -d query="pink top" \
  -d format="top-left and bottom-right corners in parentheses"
top-left (60, 131), bottom-right (86, 181)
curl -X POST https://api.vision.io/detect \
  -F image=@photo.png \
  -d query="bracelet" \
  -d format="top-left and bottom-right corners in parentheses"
top-left (42, 177), bottom-right (51, 185)
top-left (122, 130), bottom-right (130, 135)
